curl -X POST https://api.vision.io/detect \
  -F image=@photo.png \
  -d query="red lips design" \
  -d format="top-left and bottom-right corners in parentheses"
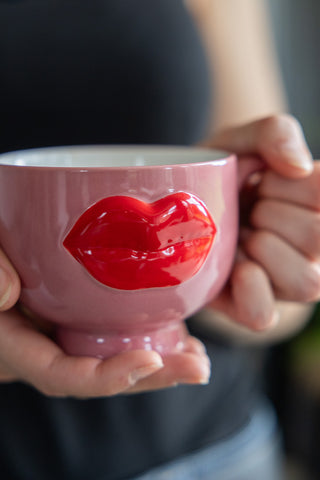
top-left (63, 192), bottom-right (216, 290)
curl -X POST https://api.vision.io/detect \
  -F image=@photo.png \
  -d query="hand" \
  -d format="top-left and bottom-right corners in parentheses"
top-left (0, 248), bottom-right (21, 311)
top-left (0, 251), bottom-right (209, 396)
top-left (0, 307), bottom-right (210, 396)
top-left (206, 114), bottom-right (320, 330)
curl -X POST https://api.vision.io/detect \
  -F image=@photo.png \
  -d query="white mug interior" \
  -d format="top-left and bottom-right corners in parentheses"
top-left (0, 145), bottom-right (229, 168)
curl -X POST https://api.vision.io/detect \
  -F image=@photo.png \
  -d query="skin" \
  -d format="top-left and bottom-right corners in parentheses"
top-left (0, 115), bottom-right (318, 397)
top-left (0, 2), bottom-right (319, 397)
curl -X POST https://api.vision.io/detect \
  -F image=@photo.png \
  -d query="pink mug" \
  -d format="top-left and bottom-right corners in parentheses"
top-left (0, 146), bottom-right (252, 358)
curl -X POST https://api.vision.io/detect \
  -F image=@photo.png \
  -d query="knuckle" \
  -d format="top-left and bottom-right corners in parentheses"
top-left (105, 377), bottom-right (131, 396)
top-left (310, 173), bottom-right (320, 209)
top-left (263, 113), bottom-right (301, 135)
top-left (258, 170), bottom-right (276, 196)
top-left (249, 202), bottom-right (263, 227)
top-left (232, 260), bottom-right (248, 286)
top-left (37, 384), bottom-right (63, 397)
top-left (257, 114), bottom-right (304, 147)
top-left (276, 113), bottom-right (302, 132)
top-left (307, 213), bottom-right (320, 253)
top-left (250, 199), bottom-right (274, 229)
top-left (36, 380), bottom-right (68, 398)
top-left (245, 230), bottom-right (271, 257)
top-left (297, 264), bottom-right (320, 302)
top-left (33, 375), bottom-right (69, 398)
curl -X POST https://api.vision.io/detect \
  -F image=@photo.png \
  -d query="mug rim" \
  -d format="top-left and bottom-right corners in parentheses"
top-left (0, 144), bottom-right (235, 170)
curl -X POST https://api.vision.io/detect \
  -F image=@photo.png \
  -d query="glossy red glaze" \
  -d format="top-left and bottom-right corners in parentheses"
top-left (63, 192), bottom-right (216, 290)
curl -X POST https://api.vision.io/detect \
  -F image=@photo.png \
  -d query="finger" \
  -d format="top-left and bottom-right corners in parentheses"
top-left (230, 259), bottom-right (277, 331)
top-left (251, 199), bottom-right (320, 260)
top-left (259, 162), bottom-right (320, 210)
top-left (0, 249), bottom-right (21, 311)
top-left (0, 369), bottom-right (16, 382)
top-left (211, 114), bottom-right (313, 178)
top-left (183, 335), bottom-right (209, 357)
top-left (126, 336), bottom-right (211, 394)
top-left (245, 231), bottom-right (320, 302)
top-left (208, 252), bottom-right (277, 331)
top-left (0, 309), bottom-right (164, 397)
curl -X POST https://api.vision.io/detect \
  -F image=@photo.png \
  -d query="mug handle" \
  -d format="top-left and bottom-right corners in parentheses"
top-left (237, 155), bottom-right (265, 226)
top-left (237, 155), bottom-right (265, 190)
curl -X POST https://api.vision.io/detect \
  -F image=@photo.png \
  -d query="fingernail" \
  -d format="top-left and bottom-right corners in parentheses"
top-left (128, 361), bottom-right (164, 386)
top-left (200, 363), bottom-right (211, 384)
top-left (199, 378), bottom-right (210, 385)
top-left (254, 310), bottom-right (279, 331)
top-left (279, 141), bottom-right (313, 172)
top-left (311, 261), bottom-right (320, 275)
top-left (0, 269), bottom-right (12, 309)
top-left (198, 371), bottom-right (211, 385)
top-left (182, 363), bottom-right (211, 386)
top-left (271, 310), bottom-right (280, 327)
top-left (192, 341), bottom-right (208, 356)
top-left (178, 373), bottom-right (211, 386)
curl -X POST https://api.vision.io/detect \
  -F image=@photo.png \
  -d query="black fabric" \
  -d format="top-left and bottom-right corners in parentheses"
top-left (0, 0), bottom-right (211, 151)
top-left (0, 1), bottom-right (259, 479)
top-left (0, 338), bottom-right (259, 480)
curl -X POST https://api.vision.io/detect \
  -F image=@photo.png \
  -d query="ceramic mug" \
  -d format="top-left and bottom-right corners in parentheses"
top-left (0, 146), bottom-right (249, 358)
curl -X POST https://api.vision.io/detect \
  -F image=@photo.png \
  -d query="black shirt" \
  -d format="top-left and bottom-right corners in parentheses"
top-left (0, 1), bottom-right (259, 479)
top-left (0, 0), bottom-right (210, 151)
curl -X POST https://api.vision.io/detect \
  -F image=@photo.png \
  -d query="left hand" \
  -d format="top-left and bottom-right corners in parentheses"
top-left (0, 307), bottom-right (210, 396)
top-left (204, 114), bottom-right (320, 330)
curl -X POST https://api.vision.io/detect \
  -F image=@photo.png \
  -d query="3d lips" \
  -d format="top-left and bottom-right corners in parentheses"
top-left (63, 192), bottom-right (217, 290)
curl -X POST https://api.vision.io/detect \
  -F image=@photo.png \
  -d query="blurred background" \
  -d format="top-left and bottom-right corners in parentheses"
top-left (267, 1), bottom-right (320, 478)
top-left (269, 0), bottom-right (320, 157)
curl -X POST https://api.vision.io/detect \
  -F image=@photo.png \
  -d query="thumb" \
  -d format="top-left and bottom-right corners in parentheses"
top-left (209, 114), bottom-right (313, 179)
top-left (0, 249), bottom-right (21, 311)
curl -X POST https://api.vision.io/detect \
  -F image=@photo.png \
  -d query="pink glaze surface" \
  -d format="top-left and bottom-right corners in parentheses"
top-left (0, 146), bottom-right (238, 358)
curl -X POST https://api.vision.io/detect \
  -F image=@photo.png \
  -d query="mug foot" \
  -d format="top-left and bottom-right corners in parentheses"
top-left (55, 322), bottom-right (187, 359)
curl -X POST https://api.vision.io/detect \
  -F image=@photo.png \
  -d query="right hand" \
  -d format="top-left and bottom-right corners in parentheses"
top-left (0, 250), bottom-right (210, 397)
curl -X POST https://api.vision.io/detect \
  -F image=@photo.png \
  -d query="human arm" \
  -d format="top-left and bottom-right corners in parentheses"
top-left (200, 115), bottom-right (319, 344)
top-left (185, 0), bottom-right (319, 343)
top-left (186, 0), bottom-right (287, 129)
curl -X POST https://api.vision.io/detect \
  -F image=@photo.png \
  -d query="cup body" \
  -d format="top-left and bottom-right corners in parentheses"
top-left (0, 146), bottom-right (238, 357)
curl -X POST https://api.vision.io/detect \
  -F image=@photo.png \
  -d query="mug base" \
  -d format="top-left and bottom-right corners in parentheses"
top-left (55, 322), bottom-right (187, 359)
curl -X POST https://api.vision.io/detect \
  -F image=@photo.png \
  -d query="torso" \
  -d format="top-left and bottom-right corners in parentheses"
top-left (0, 0), bottom-right (211, 152)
